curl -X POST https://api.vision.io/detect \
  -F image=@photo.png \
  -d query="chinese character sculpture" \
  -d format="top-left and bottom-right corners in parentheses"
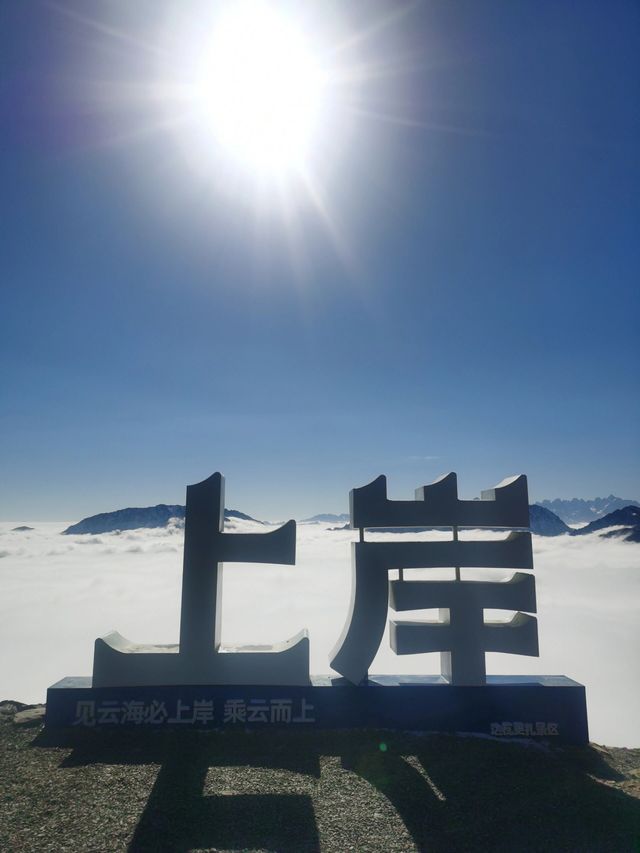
top-left (46, 467), bottom-right (589, 742)
top-left (92, 473), bottom-right (309, 687)
top-left (330, 472), bottom-right (538, 685)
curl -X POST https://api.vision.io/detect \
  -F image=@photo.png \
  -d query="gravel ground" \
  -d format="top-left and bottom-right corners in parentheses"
top-left (1, 702), bottom-right (639, 852)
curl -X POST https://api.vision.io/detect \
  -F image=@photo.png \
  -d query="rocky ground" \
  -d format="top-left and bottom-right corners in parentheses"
top-left (1, 701), bottom-right (639, 852)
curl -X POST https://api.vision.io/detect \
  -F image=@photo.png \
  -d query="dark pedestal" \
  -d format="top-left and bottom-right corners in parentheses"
top-left (45, 674), bottom-right (588, 744)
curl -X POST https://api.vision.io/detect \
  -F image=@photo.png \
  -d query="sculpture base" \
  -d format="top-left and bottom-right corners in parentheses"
top-left (45, 675), bottom-right (588, 744)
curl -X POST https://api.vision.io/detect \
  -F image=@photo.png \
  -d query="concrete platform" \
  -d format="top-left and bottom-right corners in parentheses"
top-left (45, 674), bottom-right (588, 744)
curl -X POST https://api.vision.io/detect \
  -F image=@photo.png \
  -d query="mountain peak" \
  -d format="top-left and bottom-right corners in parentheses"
top-left (536, 496), bottom-right (639, 524)
top-left (301, 513), bottom-right (350, 524)
top-left (62, 504), bottom-right (261, 535)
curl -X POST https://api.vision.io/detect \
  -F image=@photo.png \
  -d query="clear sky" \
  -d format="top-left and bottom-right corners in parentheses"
top-left (2, 0), bottom-right (639, 521)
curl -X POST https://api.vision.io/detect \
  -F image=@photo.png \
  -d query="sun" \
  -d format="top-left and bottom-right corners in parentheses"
top-left (195, 2), bottom-right (327, 177)
top-left (53, 0), bottom-right (413, 258)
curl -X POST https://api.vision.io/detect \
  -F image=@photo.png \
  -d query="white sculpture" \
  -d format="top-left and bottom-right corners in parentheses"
top-left (331, 473), bottom-right (538, 685)
top-left (93, 469), bottom-right (538, 690)
top-left (93, 473), bottom-right (309, 687)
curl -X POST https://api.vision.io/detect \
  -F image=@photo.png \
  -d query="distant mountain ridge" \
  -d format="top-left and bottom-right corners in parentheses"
top-left (301, 513), bottom-right (350, 524)
top-left (572, 506), bottom-right (640, 543)
top-left (62, 505), bottom-right (260, 535)
top-left (63, 502), bottom-right (640, 543)
top-left (536, 495), bottom-right (640, 524)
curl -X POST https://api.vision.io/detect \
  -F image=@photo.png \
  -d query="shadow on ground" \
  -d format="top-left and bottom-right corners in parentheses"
top-left (27, 727), bottom-right (640, 852)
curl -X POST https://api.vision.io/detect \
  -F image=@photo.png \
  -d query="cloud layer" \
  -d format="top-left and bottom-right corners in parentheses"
top-left (0, 521), bottom-right (637, 747)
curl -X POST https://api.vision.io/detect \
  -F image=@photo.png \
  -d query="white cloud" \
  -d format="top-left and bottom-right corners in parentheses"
top-left (0, 521), bottom-right (637, 747)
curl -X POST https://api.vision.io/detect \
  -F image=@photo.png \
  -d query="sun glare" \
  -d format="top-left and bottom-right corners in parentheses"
top-left (56, 0), bottom-right (414, 258)
top-left (196, 3), bottom-right (327, 176)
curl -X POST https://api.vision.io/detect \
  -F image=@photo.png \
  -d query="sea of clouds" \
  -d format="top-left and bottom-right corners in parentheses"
top-left (0, 520), bottom-right (637, 747)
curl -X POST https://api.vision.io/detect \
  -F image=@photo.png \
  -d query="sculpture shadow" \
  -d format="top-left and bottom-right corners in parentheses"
top-left (407, 737), bottom-right (640, 852)
top-left (128, 745), bottom-right (318, 853)
top-left (33, 729), bottom-right (640, 853)
top-left (36, 728), bottom-right (321, 853)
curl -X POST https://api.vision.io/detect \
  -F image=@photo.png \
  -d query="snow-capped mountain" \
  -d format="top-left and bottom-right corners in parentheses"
top-left (571, 505), bottom-right (640, 543)
top-left (300, 513), bottom-right (350, 524)
top-left (62, 505), bottom-right (260, 535)
top-left (61, 502), bottom-right (639, 543)
top-left (536, 495), bottom-right (639, 524)
top-left (528, 505), bottom-right (571, 536)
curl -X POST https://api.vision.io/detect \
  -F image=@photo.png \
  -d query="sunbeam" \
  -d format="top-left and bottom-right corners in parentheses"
top-left (46, 0), bottom-right (434, 273)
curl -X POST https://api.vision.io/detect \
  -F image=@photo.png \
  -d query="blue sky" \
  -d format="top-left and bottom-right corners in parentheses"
top-left (2, 0), bottom-right (639, 521)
